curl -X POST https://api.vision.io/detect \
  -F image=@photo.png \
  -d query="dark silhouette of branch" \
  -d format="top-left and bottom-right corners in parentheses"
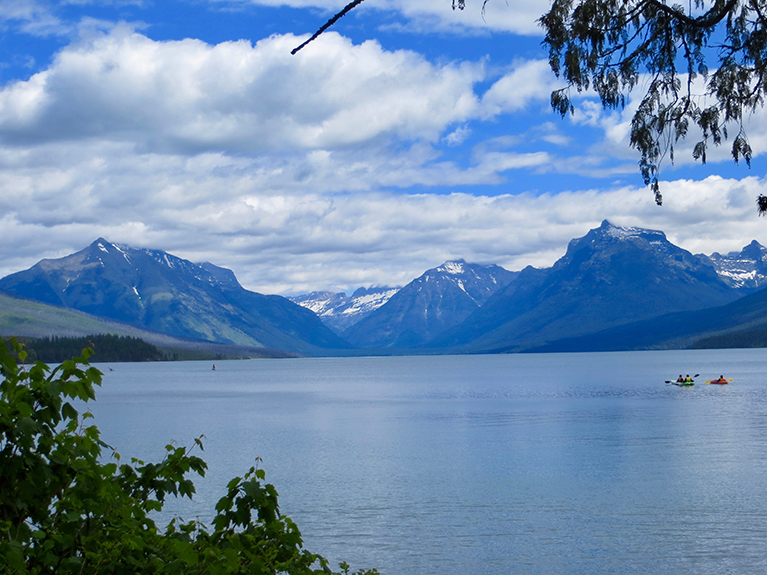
top-left (292, 0), bottom-right (368, 55)
top-left (646, 0), bottom-right (740, 28)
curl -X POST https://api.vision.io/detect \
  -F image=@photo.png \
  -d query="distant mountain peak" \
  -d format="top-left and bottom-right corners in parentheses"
top-left (290, 286), bottom-right (399, 333)
top-left (341, 260), bottom-right (518, 348)
top-left (436, 260), bottom-right (467, 275)
top-left (557, 221), bottom-right (673, 271)
top-left (429, 221), bottom-right (738, 353)
top-left (91, 238), bottom-right (132, 256)
top-left (91, 238), bottom-right (117, 255)
top-left (596, 220), bottom-right (666, 241)
top-left (703, 239), bottom-right (767, 292)
top-left (0, 239), bottom-right (349, 353)
top-left (739, 239), bottom-right (767, 261)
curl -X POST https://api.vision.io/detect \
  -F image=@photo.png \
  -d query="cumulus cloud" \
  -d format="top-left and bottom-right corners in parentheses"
top-left (480, 59), bottom-right (559, 116)
top-left (1, 129), bottom-right (766, 295)
top-left (0, 26), bottom-right (483, 152)
top-left (5, 25), bottom-right (734, 189)
top-left (2, 24), bottom-right (767, 298)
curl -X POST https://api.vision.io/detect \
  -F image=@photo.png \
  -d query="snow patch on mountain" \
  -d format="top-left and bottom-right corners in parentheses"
top-left (701, 240), bottom-right (767, 292)
top-left (438, 261), bottom-right (466, 275)
top-left (297, 293), bottom-right (338, 315)
top-left (600, 220), bottom-right (667, 242)
top-left (606, 225), bottom-right (645, 239)
top-left (290, 287), bottom-right (400, 333)
top-left (342, 289), bottom-right (399, 316)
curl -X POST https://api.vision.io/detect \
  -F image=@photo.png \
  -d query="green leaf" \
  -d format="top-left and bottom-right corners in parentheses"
top-left (61, 401), bottom-right (78, 421)
top-left (15, 401), bottom-right (33, 418)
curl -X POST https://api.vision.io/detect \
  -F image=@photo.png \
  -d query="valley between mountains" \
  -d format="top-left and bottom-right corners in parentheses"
top-left (3, 220), bottom-right (767, 357)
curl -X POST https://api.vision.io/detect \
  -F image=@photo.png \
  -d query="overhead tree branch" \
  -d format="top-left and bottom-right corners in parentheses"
top-left (292, 0), bottom-right (368, 55)
top-left (646, 0), bottom-right (740, 28)
top-left (290, 0), bottom-right (767, 214)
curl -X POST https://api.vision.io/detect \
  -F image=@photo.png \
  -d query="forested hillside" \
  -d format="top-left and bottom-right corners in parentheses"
top-left (10, 334), bottom-right (165, 363)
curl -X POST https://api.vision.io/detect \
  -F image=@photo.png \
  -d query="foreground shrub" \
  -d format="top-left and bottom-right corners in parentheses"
top-left (0, 337), bottom-right (376, 575)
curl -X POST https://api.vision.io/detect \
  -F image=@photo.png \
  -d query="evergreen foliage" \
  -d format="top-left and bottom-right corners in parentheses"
top-left (16, 334), bottom-right (165, 363)
top-left (0, 336), bottom-right (377, 575)
top-left (691, 327), bottom-right (767, 349)
top-left (540, 0), bottom-right (764, 208)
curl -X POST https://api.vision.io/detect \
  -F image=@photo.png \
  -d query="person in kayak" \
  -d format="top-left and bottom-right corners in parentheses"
top-left (712, 375), bottom-right (728, 384)
top-left (684, 374), bottom-right (693, 383)
top-left (677, 375), bottom-right (685, 382)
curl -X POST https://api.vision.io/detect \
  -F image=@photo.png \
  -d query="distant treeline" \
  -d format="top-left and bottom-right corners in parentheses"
top-left (691, 329), bottom-right (767, 350)
top-left (10, 334), bottom-right (166, 363)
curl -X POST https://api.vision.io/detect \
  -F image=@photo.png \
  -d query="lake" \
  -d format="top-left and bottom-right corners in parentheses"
top-left (88, 349), bottom-right (767, 574)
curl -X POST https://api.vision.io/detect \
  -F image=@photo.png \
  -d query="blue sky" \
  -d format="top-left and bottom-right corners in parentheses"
top-left (1, 0), bottom-right (766, 294)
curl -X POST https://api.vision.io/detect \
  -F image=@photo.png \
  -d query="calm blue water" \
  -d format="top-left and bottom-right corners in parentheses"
top-left (88, 350), bottom-right (767, 574)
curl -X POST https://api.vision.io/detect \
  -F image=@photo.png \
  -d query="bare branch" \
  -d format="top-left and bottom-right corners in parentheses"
top-left (292, 0), bottom-right (368, 55)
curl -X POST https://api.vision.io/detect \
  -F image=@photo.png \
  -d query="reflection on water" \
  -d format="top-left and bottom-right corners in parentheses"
top-left (90, 349), bottom-right (767, 575)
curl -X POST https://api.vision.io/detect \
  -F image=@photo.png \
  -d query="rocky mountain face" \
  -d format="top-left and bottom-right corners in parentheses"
top-left (290, 286), bottom-right (399, 333)
top-left (0, 239), bottom-right (350, 354)
top-left (699, 240), bottom-right (767, 293)
top-left (427, 221), bottom-right (741, 352)
top-left (341, 260), bottom-right (518, 348)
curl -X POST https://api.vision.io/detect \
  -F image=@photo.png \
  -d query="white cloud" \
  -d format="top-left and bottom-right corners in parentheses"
top-left (480, 59), bottom-right (559, 117)
top-left (0, 27), bottom-right (484, 152)
top-left (443, 124), bottom-right (471, 146)
top-left (231, 0), bottom-right (551, 36)
top-left (0, 0), bottom-right (69, 36)
top-left (379, 0), bottom-right (551, 36)
top-left (473, 150), bottom-right (551, 173)
top-left (1, 131), bottom-right (766, 295)
top-left (3, 24), bottom-right (767, 299)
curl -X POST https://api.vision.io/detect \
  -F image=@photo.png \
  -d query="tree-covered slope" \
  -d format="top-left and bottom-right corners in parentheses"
top-left (527, 282), bottom-right (767, 353)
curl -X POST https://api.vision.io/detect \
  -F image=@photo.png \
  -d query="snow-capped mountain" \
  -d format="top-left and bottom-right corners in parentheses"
top-left (341, 260), bottom-right (518, 348)
top-left (0, 238), bottom-right (349, 353)
top-left (290, 286), bottom-right (399, 333)
top-left (5, 224), bottom-right (767, 356)
top-left (700, 240), bottom-right (767, 292)
top-left (429, 220), bottom-right (741, 352)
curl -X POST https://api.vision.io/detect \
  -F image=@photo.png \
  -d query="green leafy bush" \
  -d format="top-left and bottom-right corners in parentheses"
top-left (0, 337), bottom-right (377, 575)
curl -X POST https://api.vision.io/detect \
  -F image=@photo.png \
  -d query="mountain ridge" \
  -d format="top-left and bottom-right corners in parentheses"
top-left (699, 239), bottom-right (767, 292)
top-left (4, 224), bottom-right (767, 355)
top-left (0, 291), bottom-right (294, 359)
top-left (0, 238), bottom-right (350, 355)
top-left (425, 220), bottom-right (741, 352)
top-left (341, 259), bottom-right (518, 348)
